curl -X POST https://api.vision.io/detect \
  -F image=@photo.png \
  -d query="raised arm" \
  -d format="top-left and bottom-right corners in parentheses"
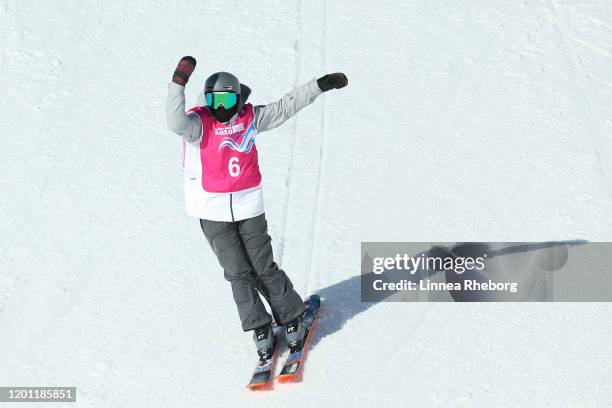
top-left (165, 56), bottom-right (202, 143)
top-left (254, 73), bottom-right (348, 133)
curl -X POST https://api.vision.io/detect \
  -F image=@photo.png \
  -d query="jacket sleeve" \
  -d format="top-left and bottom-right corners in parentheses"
top-left (253, 78), bottom-right (323, 133)
top-left (165, 82), bottom-right (203, 143)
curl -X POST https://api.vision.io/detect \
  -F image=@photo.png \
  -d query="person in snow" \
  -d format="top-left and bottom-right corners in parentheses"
top-left (166, 56), bottom-right (347, 357)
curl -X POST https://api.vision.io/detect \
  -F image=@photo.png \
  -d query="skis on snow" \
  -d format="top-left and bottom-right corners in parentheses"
top-left (247, 325), bottom-right (280, 389)
top-left (277, 294), bottom-right (320, 382)
top-left (247, 294), bottom-right (321, 389)
top-left (246, 339), bottom-right (278, 389)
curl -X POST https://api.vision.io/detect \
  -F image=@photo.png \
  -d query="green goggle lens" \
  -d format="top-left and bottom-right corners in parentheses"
top-left (205, 92), bottom-right (238, 109)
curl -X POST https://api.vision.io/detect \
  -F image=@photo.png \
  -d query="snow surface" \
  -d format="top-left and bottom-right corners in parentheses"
top-left (1, 0), bottom-right (612, 406)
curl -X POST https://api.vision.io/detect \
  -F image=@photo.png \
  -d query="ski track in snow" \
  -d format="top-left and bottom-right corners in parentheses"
top-left (276, 1), bottom-right (301, 268)
top-left (547, 0), bottom-right (612, 198)
top-left (1, 1), bottom-right (612, 407)
top-left (303, 0), bottom-right (327, 296)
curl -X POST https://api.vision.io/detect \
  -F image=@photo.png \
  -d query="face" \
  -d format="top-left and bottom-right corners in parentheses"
top-left (211, 105), bottom-right (238, 123)
top-left (206, 92), bottom-right (239, 122)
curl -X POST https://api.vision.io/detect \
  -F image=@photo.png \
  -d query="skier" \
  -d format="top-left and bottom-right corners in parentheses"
top-left (165, 56), bottom-right (347, 359)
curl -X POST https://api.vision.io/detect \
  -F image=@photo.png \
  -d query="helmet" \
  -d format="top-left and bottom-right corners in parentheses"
top-left (204, 72), bottom-right (241, 122)
top-left (204, 72), bottom-right (241, 94)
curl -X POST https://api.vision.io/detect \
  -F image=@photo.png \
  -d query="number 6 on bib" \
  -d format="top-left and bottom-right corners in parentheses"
top-left (229, 157), bottom-right (240, 177)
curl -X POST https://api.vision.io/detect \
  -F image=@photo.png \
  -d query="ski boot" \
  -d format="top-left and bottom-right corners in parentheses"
top-left (285, 316), bottom-right (307, 351)
top-left (253, 323), bottom-right (275, 359)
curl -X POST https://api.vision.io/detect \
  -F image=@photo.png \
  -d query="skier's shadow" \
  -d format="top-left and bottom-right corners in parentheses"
top-left (308, 240), bottom-right (586, 351)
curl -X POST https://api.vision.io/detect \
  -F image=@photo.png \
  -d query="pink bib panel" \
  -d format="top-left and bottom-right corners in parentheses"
top-left (188, 104), bottom-right (262, 193)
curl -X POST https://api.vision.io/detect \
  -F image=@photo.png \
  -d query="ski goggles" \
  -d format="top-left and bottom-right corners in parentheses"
top-left (205, 92), bottom-right (238, 109)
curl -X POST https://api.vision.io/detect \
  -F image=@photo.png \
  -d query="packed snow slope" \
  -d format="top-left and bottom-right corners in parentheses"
top-left (2, 0), bottom-right (612, 407)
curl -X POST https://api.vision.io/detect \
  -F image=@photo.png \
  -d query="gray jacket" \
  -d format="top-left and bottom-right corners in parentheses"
top-left (166, 78), bottom-right (323, 143)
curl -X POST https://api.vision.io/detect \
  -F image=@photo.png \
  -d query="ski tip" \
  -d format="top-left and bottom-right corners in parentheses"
top-left (308, 294), bottom-right (321, 306)
top-left (247, 381), bottom-right (271, 390)
top-left (277, 373), bottom-right (297, 383)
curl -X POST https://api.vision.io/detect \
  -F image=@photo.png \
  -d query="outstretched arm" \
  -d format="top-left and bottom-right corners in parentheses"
top-left (254, 73), bottom-right (348, 133)
top-left (165, 56), bottom-right (202, 143)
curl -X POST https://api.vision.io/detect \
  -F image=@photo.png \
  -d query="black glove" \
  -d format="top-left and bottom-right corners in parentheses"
top-left (172, 56), bottom-right (197, 86)
top-left (317, 73), bottom-right (348, 92)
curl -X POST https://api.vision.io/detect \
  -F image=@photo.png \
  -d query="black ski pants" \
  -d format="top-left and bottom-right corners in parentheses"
top-left (199, 213), bottom-right (305, 331)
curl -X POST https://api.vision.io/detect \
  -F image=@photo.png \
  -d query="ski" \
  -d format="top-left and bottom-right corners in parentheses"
top-left (247, 325), bottom-right (280, 389)
top-left (277, 294), bottom-right (321, 383)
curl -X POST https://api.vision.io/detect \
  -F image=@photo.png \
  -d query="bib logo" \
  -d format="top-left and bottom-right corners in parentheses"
top-left (218, 122), bottom-right (257, 154)
top-left (214, 122), bottom-right (244, 136)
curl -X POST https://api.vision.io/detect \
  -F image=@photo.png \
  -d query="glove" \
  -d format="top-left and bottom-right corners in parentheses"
top-left (317, 73), bottom-right (348, 92)
top-left (172, 56), bottom-right (197, 86)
